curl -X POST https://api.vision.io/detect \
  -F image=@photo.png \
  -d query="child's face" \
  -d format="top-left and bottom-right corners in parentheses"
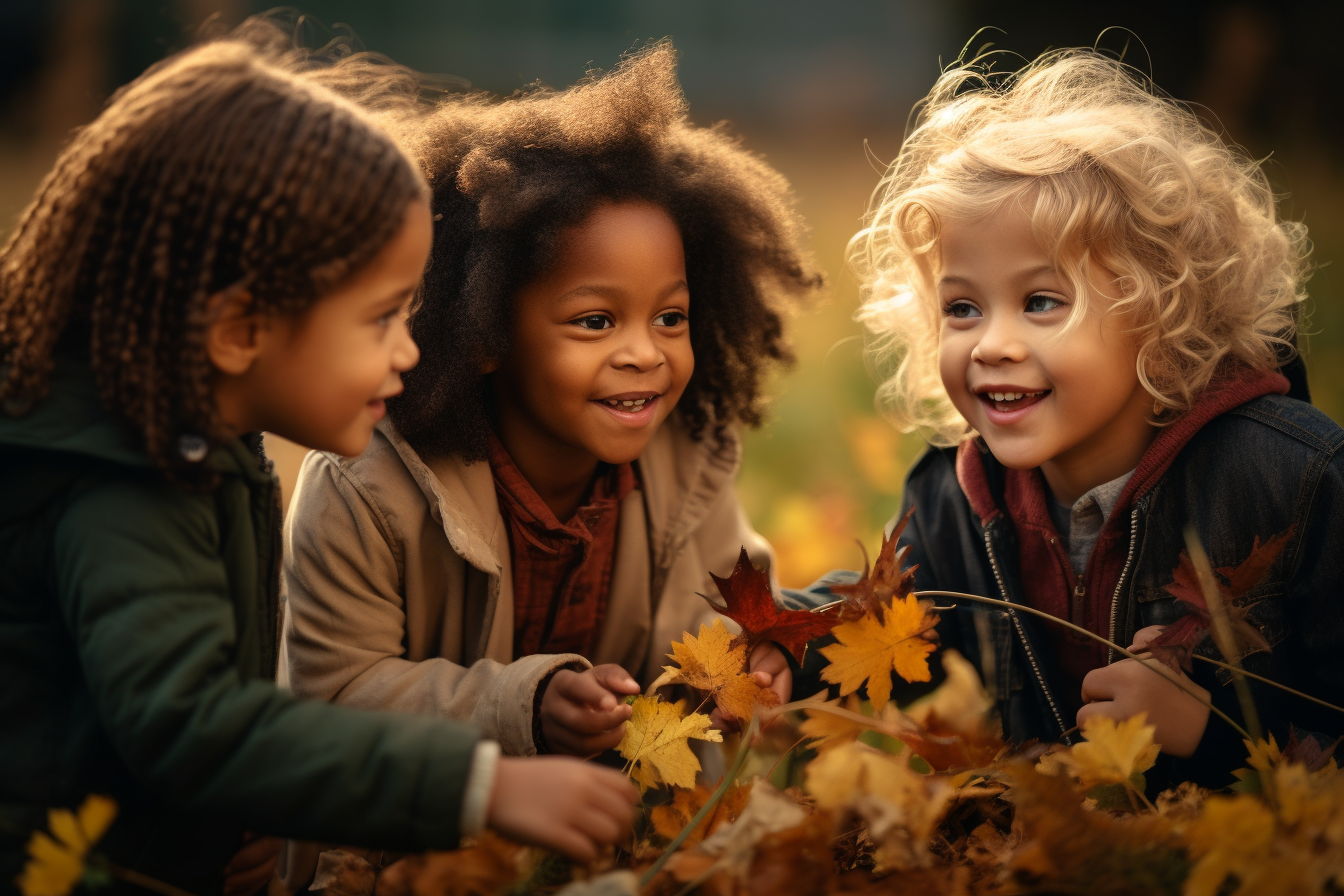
top-left (936, 201), bottom-right (1157, 502)
top-left (244, 200), bottom-right (429, 456)
top-left (492, 200), bottom-right (694, 471)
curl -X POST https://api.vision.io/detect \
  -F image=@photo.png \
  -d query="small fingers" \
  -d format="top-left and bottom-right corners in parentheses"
top-left (1129, 625), bottom-right (1167, 653)
top-left (552, 669), bottom-right (618, 711)
top-left (591, 664), bottom-right (640, 696)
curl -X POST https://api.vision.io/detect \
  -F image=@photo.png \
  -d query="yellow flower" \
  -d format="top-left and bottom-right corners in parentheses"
top-left (17, 796), bottom-right (117, 896)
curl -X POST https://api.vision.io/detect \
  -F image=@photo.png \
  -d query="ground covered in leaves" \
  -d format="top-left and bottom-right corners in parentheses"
top-left (354, 524), bottom-right (1344, 896)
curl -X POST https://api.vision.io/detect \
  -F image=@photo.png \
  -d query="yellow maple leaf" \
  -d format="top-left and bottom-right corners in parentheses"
top-left (798, 694), bottom-right (870, 752)
top-left (17, 795), bottom-right (117, 896)
top-left (1184, 795), bottom-right (1278, 896)
top-left (662, 619), bottom-right (778, 722)
top-left (817, 592), bottom-right (937, 709)
top-left (1054, 713), bottom-right (1161, 790)
top-left (617, 695), bottom-right (722, 791)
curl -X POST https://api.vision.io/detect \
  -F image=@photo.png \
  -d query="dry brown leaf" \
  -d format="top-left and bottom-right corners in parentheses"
top-left (804, 742), bottom-right (953, 870)
top-left (374, 834), bottom-right (524, 896)
top-left (1004, 764), bottom-right (1186, 895)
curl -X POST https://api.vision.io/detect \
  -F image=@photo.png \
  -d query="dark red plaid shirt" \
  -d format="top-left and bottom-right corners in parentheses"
top-left (487, 433), bottom-right (638, 658)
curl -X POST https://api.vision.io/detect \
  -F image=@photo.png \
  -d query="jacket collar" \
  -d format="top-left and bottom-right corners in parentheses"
top-left (376, 414), bottom-right (743, 579)
top-left (956, 364), bottom-right (1292, 526)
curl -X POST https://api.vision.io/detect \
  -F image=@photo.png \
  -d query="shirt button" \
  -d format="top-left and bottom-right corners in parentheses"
top-left (1074, 584), bottom-right (1086, 598)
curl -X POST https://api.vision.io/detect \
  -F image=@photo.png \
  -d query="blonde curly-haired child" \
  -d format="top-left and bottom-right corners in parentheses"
top-left (847, 47), bottom-right (1341, 787)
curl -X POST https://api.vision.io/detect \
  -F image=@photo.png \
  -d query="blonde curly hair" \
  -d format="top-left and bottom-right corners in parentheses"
top-left (851, 47), bottom-right (1310, 446)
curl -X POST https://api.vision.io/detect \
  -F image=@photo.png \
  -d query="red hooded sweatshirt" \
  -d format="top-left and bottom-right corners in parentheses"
top-left (954, 366), bottom-right (1289, 718)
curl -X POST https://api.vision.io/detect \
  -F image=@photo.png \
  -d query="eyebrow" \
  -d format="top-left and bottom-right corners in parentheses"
top-left (559, 280), bottom-right (690, 302)
top-left (938, 264), bottom-right (1057, 289)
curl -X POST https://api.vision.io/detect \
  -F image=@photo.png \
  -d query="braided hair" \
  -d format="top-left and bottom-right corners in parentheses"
top-left (0, 26), bottom-right (427, 481)
top-left (388, 42), bottom-right (824, 461)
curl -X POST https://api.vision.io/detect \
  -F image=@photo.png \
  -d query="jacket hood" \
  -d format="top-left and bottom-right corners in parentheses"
top-left (0, 356), bottom-right (271, 527)
top-left (956, 364), bottom-right (1291, 525)
top-left (0, 356), bottom-right (153, 469)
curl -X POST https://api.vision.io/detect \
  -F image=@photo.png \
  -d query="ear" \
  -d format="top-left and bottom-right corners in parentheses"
top-left (205, 288), bottom-right (265, 376)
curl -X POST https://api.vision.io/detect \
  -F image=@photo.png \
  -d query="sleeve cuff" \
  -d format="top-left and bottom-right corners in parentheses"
top-left (460, 740), bottom-right (500, 837)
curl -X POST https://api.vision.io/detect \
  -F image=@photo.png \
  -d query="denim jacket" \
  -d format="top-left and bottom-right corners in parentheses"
top-left (791, 390), bottom-right (1344, 788)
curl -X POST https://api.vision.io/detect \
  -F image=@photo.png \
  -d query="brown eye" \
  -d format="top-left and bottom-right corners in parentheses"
top-left (654, 311), bottom-right (687, 327)
top-left (573, 314), bottom-right (613, 330)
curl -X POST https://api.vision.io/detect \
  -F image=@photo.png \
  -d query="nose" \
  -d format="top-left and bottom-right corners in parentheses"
top-left (392, 318), bottom-right (420, 373)
top-left (612, 323), bottom-right (664, 371)
top-left (970, 312), bottom-right (1029, 365)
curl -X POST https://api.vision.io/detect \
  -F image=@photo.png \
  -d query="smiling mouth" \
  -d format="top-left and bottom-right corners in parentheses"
top-left (977, 389), bottom-right (1050, 413)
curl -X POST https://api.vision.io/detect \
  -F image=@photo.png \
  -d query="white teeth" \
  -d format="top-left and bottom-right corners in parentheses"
top-left (604, 397), bottom-right (650, 408)
top-left (985, 391), bottom-right (1043, 402)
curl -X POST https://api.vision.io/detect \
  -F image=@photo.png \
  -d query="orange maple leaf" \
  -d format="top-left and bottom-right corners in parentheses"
top-left (649, 781), bottom-right (752, 847)
top-left (705, 547), bottom-right (841, 662)
top-left (661, 619), bottom-right (779, 722)
top-left (817, 591), bottom-right (938, 710)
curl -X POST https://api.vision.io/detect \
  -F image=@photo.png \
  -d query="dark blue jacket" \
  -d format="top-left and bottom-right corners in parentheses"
top-left (792, 391), bottom-right (1344, 789)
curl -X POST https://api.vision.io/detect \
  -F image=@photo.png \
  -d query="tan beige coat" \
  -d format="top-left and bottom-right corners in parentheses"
top-left (279, 415), bottom-right (774, 757)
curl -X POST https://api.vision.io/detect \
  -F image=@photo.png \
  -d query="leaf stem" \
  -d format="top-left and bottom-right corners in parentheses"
top-left (1191, 655), bottom-right (1344, 714)
top-left (639, 716), bottom-right (759, 888)
top-left (107, 863), bottom-right (199, 896)
top-left (1182, 528), bottom-right (1263, 745)
top-left (914, 590), bottom-right (1251, 742)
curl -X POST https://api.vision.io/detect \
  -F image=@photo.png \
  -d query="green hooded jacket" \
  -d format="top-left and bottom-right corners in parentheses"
top-left (0, 358), bottom-right (480, 895)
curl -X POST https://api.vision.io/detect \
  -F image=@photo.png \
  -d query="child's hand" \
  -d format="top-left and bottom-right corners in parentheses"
top-left (221, 831), bottom-right (282, 896)
top-left (539, 664), bottom-right (640, 757)
top-left (487, 757), bottom-right (638, 862)
top-left (1077, 655), bottom-right (1211, 758)
top-left (710, 642), bottom-right (792, 731)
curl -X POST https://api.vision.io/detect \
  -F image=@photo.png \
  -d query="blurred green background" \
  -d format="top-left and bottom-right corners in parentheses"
top-left (4, 1), bottom-right (1341, 587)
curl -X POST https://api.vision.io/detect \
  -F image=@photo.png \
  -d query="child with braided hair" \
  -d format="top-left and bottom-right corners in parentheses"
top-left (0, 25), bottom-right (636, 896)
top-left (280, 43), bottom-right (822, 775)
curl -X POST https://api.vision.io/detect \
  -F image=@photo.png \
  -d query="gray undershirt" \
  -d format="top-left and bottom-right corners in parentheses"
top-left (1046, 470), bottom-right (1134, 577)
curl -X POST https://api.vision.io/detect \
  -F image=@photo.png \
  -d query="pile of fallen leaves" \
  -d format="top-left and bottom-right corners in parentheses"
top-left (375, 519), bottom-right (1344, 896)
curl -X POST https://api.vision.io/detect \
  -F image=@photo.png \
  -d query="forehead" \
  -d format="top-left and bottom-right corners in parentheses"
top-left (936, 201), bottom-right (1054, 282)
top-left (543, 201), bottom-right (685, 282)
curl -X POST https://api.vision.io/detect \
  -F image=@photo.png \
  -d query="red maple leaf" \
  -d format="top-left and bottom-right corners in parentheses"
top-left (828, 508), bottom-right (919, 623)
top-left (1149, 528), bottom-right (1292, 670)
top-left (705, 548), bottom-right (841, 663)
top-left (1283, 728), bottom-right (1341, 773)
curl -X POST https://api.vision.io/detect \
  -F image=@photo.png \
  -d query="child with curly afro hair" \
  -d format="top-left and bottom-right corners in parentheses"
top-left (280, 43), bottom-right (822, 776)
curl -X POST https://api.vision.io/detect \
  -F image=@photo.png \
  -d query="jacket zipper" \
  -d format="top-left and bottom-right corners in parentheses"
top-left (983, 527), bottom-right (1072, 745)
top-left (1106, 507), bottom-right (1141, 665)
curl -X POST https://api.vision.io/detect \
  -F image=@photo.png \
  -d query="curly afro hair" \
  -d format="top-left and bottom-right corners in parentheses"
top-left (387, 41), bottom-right (824, 461)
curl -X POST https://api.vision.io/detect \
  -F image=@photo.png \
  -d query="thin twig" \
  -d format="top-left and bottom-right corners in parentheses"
top-left (1192, 655), bottom-right (1344, 715)
top-left (915, 589), bottom-right (1251, 742)
top-left (107, 863), bottom-right (199, 896)
top-left (1182, 527), bottom-right (1263, 744)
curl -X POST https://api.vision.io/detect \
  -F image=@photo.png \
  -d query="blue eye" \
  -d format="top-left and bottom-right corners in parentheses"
top-left (944, 301), bottom-right (980, 319)
top-left (654, 311), bottom-right (688, 327)
top-left (573, 314), bottom-right (613, 330)
top-left (1026, 295), bottom-right (1065, 313)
